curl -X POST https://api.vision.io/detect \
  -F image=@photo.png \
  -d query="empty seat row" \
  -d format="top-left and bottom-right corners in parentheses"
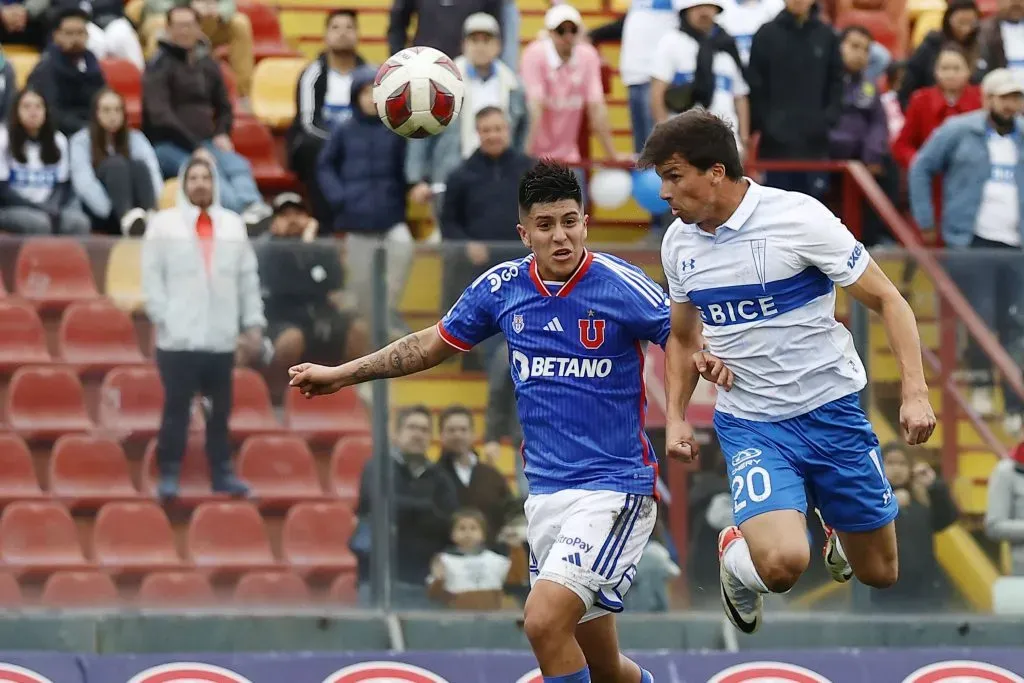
top-left (0, 500), bottom-right (357, 578)
top-left (1, 364), bottom-right (369, 442)
top-left (0, 570), bottom-right (355, 607)
top-left (0, 433), bottom-right (371, 508)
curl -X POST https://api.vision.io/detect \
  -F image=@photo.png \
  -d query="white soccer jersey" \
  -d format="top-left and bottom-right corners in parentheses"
top-left (661, 180), bottom-right (869, 421)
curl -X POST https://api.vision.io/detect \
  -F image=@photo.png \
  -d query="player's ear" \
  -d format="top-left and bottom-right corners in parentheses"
top-left (581, 214), bottom-right (589, 241)
top-left (516, 223), bottom-right (531, 248)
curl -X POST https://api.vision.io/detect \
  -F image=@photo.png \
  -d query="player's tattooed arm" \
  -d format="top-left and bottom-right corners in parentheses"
top-left (350, 327), bottom-right (458, 382)
top-left (289, 326), bottom-right (460, 396)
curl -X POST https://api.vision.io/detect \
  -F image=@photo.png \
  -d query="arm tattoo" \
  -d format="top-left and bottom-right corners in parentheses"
top-left (352, 333), bottom-right (430, 382)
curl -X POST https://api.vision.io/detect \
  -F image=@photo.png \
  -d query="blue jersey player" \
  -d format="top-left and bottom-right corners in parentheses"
top-left (290, 162), bottom-right (686, 683)
top-left (641, 110), bottom-right (938, 633)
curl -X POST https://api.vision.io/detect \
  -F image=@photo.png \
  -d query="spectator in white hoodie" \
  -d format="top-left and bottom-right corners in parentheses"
top-left (142, 152), bottom-right (265, 501)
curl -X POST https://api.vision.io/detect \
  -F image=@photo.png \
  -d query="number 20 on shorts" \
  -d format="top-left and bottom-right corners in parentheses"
top-left (731, 448), bottom-right (773, 514)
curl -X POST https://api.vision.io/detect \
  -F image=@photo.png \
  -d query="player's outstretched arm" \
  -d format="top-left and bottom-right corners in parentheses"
top-left (845, 259), bottom-right (936, 445)
top-left (288, 326), bottom-right (459, 397)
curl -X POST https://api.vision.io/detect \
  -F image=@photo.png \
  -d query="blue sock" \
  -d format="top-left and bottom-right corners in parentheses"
top-left (640, 669), bottom-right (654, 683)
top-left (543, 667), bottom-right (591, 683)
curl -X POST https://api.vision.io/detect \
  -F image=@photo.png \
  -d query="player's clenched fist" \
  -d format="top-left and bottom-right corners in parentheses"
top-left (666, 418), bottom-right (699, 463)
top-left (900, 393), bottom-right (937, 445)
top-left (288, 363), bottom-right (347, 397)
top-left (694, 350), bottom-right (734, 391)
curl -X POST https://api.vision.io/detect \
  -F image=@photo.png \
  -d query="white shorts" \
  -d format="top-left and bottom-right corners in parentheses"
top-left (526, 489), bottom-right (657, 623)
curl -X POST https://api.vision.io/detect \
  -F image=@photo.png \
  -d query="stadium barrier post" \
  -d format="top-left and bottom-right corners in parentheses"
top-left (369, 244), bottom-right (394, 610)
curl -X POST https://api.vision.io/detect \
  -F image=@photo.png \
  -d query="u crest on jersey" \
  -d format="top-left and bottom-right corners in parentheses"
top-left (578, 318), bottom-right (606, 349)
top-left (513, 314), bottom-right (525, 334)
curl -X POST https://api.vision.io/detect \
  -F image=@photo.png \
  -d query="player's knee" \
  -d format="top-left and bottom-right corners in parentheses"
top-left (754, 545), bottom-right (809, 593)
top-left (522, 586), bottom-right (578, 650)
top-left (855, 553), bottom-right (899, 589)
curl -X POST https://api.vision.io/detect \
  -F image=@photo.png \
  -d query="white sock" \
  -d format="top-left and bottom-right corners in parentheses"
top-left (723, 537), bottom-right (770, 594)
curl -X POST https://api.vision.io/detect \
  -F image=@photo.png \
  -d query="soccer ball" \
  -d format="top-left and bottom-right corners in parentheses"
top-left (372, 46), bottom-right (465, 138)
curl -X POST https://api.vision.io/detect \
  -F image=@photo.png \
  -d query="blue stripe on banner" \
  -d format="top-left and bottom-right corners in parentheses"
top-left (687, 266), bottom-right (833, 326)
top-left (606, 499), bottom-right (646, 579)
top-left (591, 494), bottom-right (634, 575)
top-left (597, 495), bottom-right (643, 578)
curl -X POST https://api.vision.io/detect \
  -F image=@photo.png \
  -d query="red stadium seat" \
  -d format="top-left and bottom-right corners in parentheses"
top-left (187, 501), bottom-right (277, 574)
top-left (230, 369), bottom-right (282, 438)
top-left (237, 435), bottom-right (323, 507)
top-left (99, 366), bottom-right (203, 439)
top-left (40, 571), bottom-right (119, 607)
top-left (231, 117), bottom-right (295, 191)
top-left (137, 571), bottom-right (216, 606)
top-left (100, 58), bottom-right (142, 127)
top-left (327, 572), bottom-right (357, 604)
top-left (0, 434), bottom-right (43, 504)
top-left (281, 501), bottom-right (357, 579)
top-left (0, 501), bottom-right (87, 575)
top-left (235, 1), bottom-right (299, 60)
top-left (58, 300), bottom-right (145, 372)
top-left (93, 502), bottom-right (181, 574)
top-left (234, 571), bottom-right (310, 604)
top-left (49, 435), bottom-right (138, 507)
top-left (15, 238), bottom-right (99, 311)
top-left (0, 573), bottom-right (23, 607)
top-left (329, 436), bottom-right (372, 507)
top-left (141, 436), bottom-right (213, 499)
top-left (0, 299), bottom-right (50, 371)
top-left (284, 387), bottom-right (369, 444)
top-left (6, 366), bottom-right (93, 440)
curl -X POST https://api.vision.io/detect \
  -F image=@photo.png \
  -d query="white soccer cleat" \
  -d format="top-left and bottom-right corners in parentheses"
top-left (816, 510), bottom-right (853, 583)
top-left (718, 525), bottom-right (762, 634)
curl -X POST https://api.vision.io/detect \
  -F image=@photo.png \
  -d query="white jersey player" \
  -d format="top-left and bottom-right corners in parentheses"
top-left (640, 109), bottom-right (936, 633)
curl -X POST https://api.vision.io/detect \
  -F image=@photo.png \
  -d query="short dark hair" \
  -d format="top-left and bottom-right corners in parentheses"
top-left (326, 9), bottom-right (357, 26)
top-left (518, 160), bottom-right (582, 214)
top-left (475, 105), bottom-right (505, 122)
top-left (396, 404), bottom-right (432, 429)
top-left (638, 109), bottom-right (744, 180)
top-left (452, 507), bottom-right (487, 535)
top-left (166, 5), bottom-right (199, 24)
top-left (55, 6), bottom-right (90, 28)
top-left (840, 24), bottom-right (873, 43)
top-left (936, 42), bottom-right (969, 64)
top-left (439, 404), bottom-right (474, 431)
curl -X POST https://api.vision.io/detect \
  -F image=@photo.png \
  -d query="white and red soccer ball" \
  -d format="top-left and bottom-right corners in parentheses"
top-left (372, 46), bottom-right (465, 139)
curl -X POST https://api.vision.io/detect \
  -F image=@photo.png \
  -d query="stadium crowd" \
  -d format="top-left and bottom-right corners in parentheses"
top-left (0, 0), bottom-right (1021, 610)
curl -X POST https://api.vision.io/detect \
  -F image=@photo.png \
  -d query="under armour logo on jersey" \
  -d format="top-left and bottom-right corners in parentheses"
top-left (512, 314), bottom-right (525, 334)
top-left (543, 317), bottom-right (564, 332)
top-left (578, 318), bottom-right (606, 349)
top-left (679, 258), bottom-right (696, 272)
top-left (561, 553), bottom-right (582, 567)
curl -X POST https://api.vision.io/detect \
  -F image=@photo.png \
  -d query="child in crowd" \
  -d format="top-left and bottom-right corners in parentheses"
top-left (428, 508), bottom-right (511, 610)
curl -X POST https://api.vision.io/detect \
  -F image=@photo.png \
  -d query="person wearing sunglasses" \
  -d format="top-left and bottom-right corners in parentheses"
top-left (521, 3), bottom-right (629, 198)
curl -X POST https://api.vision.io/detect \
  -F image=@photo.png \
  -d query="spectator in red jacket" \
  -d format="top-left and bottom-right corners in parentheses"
top-left (892, 44), bottom-right (983, 238)
top-left (893, 44), bottom-right (983, 169)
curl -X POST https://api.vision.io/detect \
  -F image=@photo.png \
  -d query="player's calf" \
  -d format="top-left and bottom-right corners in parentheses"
top-left (523, 579), bottom-right (591, 681)
top-left (838, 523), bottom-right (899, 589)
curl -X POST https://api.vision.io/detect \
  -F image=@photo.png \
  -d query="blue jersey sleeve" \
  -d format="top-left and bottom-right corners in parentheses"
top-left (595, 254), bottom-right (672, 347)
top-left (436, 278), bottom-right (499, 352)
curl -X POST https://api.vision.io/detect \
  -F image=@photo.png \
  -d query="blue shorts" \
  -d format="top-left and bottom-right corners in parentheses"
top-left (714, 393), bottom-right (898, 533)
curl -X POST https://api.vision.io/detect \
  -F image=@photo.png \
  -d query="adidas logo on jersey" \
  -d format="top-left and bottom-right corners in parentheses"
top-left (543, 317), bottom-right (564, 332)
top-left (561, 553), bottom-right (582, 567)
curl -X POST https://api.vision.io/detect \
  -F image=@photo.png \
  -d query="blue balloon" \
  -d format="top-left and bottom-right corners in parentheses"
top-left (631, 169), bottom-right (668, 214)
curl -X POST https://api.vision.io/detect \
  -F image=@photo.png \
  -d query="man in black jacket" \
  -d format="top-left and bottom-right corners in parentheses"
top-left (439, 106), bottom-right (532, 309)
top-left (28, 6), bottom-right (106, 136)
top-left (747, 0), bottom-right (842, 198)
top-left (387, 0), bottom-right (501, 59)
top-left (355, 405), bottom-right (459, 606)
top-left (286, 9), bottom-right (365, 224)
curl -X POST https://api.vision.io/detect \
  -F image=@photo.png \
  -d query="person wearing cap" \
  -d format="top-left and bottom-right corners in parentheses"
top-left (910, 67), bottom-right (1024, 433)
top-left (387, 0), bottom-right (501, 63)
top-left (254, 192), bottom-right (369, 403)
top-left (407, 12), bottom-right (526, 223)
top-left (26, 6), bottom-right (107, 137)
top-left (747, 0), bottom-right (843, 199)
top-left (650, 0), bottom-right (748, 153)
top-left (521, 4), bottom-right (625, 173)
top-left (287, 10), bottom-right (366, 226)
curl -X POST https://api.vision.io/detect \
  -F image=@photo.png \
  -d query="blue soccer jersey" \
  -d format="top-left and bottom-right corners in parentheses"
top-left (437, 250), bottom-right (671, 496)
